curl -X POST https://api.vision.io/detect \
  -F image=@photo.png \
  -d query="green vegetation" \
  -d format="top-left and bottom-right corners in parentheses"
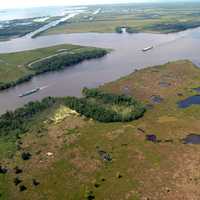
top-left (0, 44), bottom-right (108, 90)
top-left (64, 88), bottom-right (146, 122)
top-left (2, 61), bottom-right (200, 199)
top-left (146, 21), bottom-right (200, 33)
top-left (115, 26), bottom-right (139, 34)
top-left (30, 48), bottom-right (107, 74)
top-left (0, 97), bottom-right (57, 137)
top-left (41, 3), bottom-right (200, 36)
top-left (0, 74), bottom-right (34, 90)
top-left (0, 88), bottom-right (144, 140)
top-left (115, 27), bottom-right (123, 33)
top-left (126, 27), bottom-right (139, 34)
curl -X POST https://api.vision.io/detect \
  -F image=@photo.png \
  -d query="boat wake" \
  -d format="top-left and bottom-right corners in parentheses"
top-left (39, 85), bottom-right (49, 90)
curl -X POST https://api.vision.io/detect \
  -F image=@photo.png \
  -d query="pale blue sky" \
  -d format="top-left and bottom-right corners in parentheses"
top-left (0, 0), bottom-right (195, 9)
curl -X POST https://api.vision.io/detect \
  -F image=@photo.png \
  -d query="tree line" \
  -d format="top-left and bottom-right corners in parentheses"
top-left (0, 74), bottom-right (34, 90)
top-left (149, 21), bottom-right (200, 33)
top-left (30, 48), bottom-right (108, 74)
top-left (0, 97), bottom-right (57, 137)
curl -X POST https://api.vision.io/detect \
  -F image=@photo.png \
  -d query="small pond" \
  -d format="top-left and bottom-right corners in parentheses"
top-left (183, 134), bottom-right (200, 144)
top-left (193, 87), bottom-right (200, 92)
top-left (159, 82), bottom-right (171, 88)
top-left (151, 95), bottom-right (164, 104)
top-left (178, 95), bottom-right (200, 108)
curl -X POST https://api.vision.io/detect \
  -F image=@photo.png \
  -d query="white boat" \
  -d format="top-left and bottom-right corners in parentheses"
top-left (142, 46), bottom-right (153, 52)
top-left (19, 88), bottom-right (40, 98)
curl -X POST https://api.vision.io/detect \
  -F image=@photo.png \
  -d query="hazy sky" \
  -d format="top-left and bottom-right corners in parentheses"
top-left (0, 0), bottom-right (195, 9)
top-left (0, 0), bottom-right (183, 9)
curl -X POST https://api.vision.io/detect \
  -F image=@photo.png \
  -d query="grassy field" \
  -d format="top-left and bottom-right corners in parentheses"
top-left (41, 3), bottom-right (200, 36)
top-left (0, 44), bottom-right (107, 90)
top-left (1, 60), bottom-right (200, 199)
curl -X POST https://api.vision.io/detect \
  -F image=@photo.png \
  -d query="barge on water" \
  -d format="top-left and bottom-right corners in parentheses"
top-left (142, 46), bottom-right (153, 52)
top-left (19, 88), bottom-right (40, 98)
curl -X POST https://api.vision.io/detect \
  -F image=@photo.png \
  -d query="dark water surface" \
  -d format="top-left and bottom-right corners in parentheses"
top-left (183, 134), bottom-right (200, 144)
top-left (193, 87), bottom-right (200, 92)
top-left (1, 27), bottom-right (200, 114)
top-left (178, 95), bottom-right (200, 108)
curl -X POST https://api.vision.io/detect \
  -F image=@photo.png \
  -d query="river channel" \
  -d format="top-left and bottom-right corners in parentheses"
top-left (0, 27), bottom-right (200, 114)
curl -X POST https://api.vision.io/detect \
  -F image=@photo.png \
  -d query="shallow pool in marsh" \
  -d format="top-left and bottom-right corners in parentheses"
top-left (178, 95), bottom-right (200, 108)
top-left (193, 87), bottom-right (200, 92)
top-left (183, 134), bottom-right (200, 144)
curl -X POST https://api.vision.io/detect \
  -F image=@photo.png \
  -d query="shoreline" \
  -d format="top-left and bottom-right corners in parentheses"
top-left (0, 59), bottom-right (195, 116)
top-left (15, 26), bottom-right (200, 41)
top-left (1, 25), bottom-right (200, 42)
top-left (0, 27), bottom-right (199, 116)
top-left (0, 47), bottom-right (108, 91)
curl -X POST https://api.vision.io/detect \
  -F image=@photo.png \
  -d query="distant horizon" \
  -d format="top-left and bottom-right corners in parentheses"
top-left (1, 0), bottom-right (200, 10)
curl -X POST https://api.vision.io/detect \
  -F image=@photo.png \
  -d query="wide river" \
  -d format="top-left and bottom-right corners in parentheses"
top-left (0, 27), bottom-right (200, 114)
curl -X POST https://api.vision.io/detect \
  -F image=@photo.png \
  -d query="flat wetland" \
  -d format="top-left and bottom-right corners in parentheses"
top-left (41, 3), bottom-right (200, 36)
top-left (1, 3), bottom-right (200, 199)
top-left (1, 60), bottom-right (200, 199)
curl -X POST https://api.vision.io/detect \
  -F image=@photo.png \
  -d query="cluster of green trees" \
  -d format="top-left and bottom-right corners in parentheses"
top-left (64, 96), bottom-right (118, 122)
top-left (0, 97), bottom-right (57, 137)
top-left (126, 27), bottom-right (138, 33)
top-left (115, 26), bottom-right (138, 34)
top-left (83, 87), bottom-right (138, 105)
top-left (0, 74), bottom-right (34, 90)
top-left (30, 48), bottom-right (108, 74)
top-left (149, 21), bottom-right (200, 33)
top-left (115, 27), bottom-right (123, 33)
top-left (64, 88), bottom-right (146, 122)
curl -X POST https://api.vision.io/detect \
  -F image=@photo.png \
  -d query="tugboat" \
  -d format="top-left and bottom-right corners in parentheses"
top-left (19, 88), bottom-right (40, 98)
top-left (142, 46), bottom-right (153, 52)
